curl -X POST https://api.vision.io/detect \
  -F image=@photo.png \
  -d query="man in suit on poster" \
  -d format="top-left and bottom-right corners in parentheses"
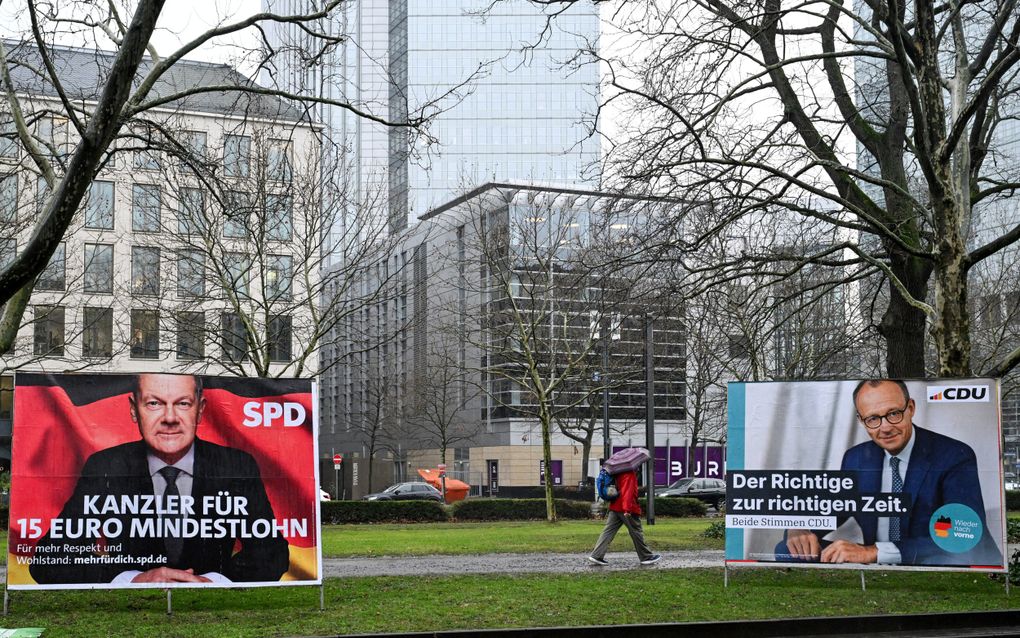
top-left (778, 379), bottom-right (1001, 566)
top-left (30, 373), bottom-right (289, 584)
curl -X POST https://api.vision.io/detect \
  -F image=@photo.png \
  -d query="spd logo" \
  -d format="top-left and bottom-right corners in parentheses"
top-left (926, 385), bottom-right (990, 403)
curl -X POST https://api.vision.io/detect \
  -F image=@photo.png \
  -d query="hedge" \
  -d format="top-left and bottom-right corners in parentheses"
top-left (1007, 490), bottom-right (1020, 511)
top-left (319, 500), bottom-right (448, 524)
top-left (450, 498), bottom-right (592, 521)
top-left (639, 497), bottom-right (707, 518)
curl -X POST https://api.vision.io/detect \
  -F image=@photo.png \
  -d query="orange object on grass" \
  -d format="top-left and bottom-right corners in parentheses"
top-left (417, 468), bottom-right (470, 503)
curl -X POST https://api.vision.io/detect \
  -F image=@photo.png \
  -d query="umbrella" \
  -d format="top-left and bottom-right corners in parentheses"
top-left (603, 447), bottom-right (652, 475)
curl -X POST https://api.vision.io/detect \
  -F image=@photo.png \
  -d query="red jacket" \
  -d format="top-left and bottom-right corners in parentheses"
top-left (609, 470), bottom-right (642, 516)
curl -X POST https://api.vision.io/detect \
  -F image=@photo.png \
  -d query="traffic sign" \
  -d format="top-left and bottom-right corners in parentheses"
top-left (333, 453), bottom-right (343, 470)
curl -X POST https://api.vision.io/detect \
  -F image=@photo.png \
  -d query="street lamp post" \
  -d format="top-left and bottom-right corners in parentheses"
top-left (602, 334), bottom-right (610, 462)
top-left (645, 313), bottom-right (655, 525)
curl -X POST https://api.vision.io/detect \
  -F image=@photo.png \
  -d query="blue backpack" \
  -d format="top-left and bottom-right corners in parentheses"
top-left (595, 468), bottom-right (618, 501)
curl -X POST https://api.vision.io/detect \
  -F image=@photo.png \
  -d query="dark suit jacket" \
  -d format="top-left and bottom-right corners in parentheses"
top-left (776, 426), bottom-right (1002, 566)
top-left (30, 438), bottom-right (289, 584)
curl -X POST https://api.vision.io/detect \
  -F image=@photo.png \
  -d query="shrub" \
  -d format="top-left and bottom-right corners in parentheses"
top-left (1010, 548), bottom-right (1020, 585)
top-left (1007, 491), bottom-right (1020, 511)
top-left (639, 497), bottom-right (707, 518)
top-left (451, 498), bottom-right (592, 521)
top-left (320, 500), bottom-right (448, 524)
top-left (1008, 518), bottom-right (1020, 543)
top-left (702, 520), bottom-right (726, 539)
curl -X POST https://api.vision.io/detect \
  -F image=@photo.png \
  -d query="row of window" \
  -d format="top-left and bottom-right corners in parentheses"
top-left (0, 241), bottom-right (294, 300)
top-left (0, 121), bottom-right (293, 184)
top-left (32, 306), bottom-right (293, 362)
top-left (0, 176), bottom-right (294, 241)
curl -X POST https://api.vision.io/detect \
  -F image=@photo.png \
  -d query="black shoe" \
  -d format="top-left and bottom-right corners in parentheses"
top-left (588, 556), bottom-right (609, 566)
top-left (640, 554), bottom-right (662, 565)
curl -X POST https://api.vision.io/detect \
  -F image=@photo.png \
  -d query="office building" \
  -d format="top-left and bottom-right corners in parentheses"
top-left (264, 0), bottom-right (600, 234)
top-left (319, 183), bottom-right (686, 498)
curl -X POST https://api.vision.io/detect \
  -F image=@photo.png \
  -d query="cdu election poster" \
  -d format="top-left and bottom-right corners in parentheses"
top-left (725, 379), bottom-right (1005, 572)
top-left (7, 372), bottom-right (321, 589)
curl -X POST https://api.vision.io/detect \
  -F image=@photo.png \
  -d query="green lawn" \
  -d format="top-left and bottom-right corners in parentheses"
top-left (320, 518), bottom-right (723, 557)
top-left (2, 569), bottom-right (1015, 637)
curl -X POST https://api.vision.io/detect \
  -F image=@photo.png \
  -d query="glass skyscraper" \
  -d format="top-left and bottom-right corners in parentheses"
top-left (265, 0), bottom-right (600, 233)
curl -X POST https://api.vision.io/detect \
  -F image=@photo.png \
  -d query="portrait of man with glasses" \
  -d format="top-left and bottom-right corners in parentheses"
top-left (779, 378), bottom-right (1002, 566)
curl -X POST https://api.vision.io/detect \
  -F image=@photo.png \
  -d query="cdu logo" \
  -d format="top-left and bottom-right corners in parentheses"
top-left (926, 385), bottom-right (990, 403)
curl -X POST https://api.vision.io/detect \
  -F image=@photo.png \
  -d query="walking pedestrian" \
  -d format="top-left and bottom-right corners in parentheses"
top-left (588, 468), bottom-right (661, 566)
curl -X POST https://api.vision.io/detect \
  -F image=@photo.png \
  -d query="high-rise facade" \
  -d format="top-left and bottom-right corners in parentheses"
top-left (264, 0), bottom-right (600, 233)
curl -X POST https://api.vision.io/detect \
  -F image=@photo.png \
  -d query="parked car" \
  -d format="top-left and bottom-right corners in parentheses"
top-left (362, 481), bottom-right (443, 502)
top-left (655, 477), bottom-right (725, 509)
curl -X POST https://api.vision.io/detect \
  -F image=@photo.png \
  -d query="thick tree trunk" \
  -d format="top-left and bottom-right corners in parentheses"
top-left (931, 223), bottom-right (971, 377)
top-left (880, 252), bottom-right (932, 378)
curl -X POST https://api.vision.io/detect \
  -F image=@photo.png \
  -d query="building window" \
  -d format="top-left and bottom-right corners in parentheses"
top-left (224, 134), bottom-right (250, 178)
top-left (133, 148), bottom-right (160, 171)
top-left (0, 120), bottom-right (17, 159)
top-left (0, 239), bottom-right (14, 269)
top-left (266, 254), bottom-right (292, 301)
top-left (223, 190), bottom-right (250, 238)
top-left (38, 116), bottom-right (66, 160)
top-left (131, 184), bottom-right (161, 232)
top-left (130, 309), bottom-right (159, 359)
top-left (178, 187), bottom-right (206, 234)
top-left (177, 249), bottom-right (205, 296)
top-left (176, 311), bottom-right (205, 360)
top-left (131, 246), bottom-right (160, 296)
top-left (225, 252), bottom-right (250, 297)
top-left (221, 312), bottom-right (248, 361)
top-left (179, 130), bottom-right (207, 166)
top-left (0, 174), bottom-right (17, 224)
top-left (83, 243), bottom-right (113, 293)
top-left (268, 315), bottom-right (292, 362)
top-left (36, 242), bottom-right (66, 291)
top-left (36, 175), bottom-right (50, 214)
top-left (33, 306), bottom-right (65, 356)
top-left (85, 180), bottom-right (114, 230)
top-left (267, 139), bottom-right (292, 182)
top-left (265, 194), bottom-right (292, 240)
top-left (82, 307), bottom-right (113, 357)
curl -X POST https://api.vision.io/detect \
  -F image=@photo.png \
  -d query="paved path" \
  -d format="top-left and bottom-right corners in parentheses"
top-left (322, 550), bottom-right (725, 578)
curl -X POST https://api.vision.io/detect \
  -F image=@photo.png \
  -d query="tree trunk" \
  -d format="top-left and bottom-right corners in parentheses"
top-left (880, 252), bottom-right (932, 378)
top-left (931, 223), bottom-right (971, 377)
top-left (540, 410), bottom-right (557, 522)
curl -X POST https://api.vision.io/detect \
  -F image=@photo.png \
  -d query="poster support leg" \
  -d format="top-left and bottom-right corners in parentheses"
top-left (859, 571), bottom-right (866, 592)
top-left (723, 564), bottom-right (729, 588)
top-left (166, 588), bottom-right (172, 616)
top-left (319, 584), bottom-right (325, 611)
top-left (4, 587), bottom-right (9, 616)
top-left (1006, 575), bottom-right (1010, 596)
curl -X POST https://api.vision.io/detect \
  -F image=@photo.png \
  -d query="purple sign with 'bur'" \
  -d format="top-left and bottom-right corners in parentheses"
top-left (614, 446), bottom-right (725, 486)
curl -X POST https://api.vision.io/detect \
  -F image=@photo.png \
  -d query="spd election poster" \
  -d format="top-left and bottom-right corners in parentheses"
top-left (8, 372), bottom-right (321, 589)
top-left (725, 379), bottom-right (1005, 572)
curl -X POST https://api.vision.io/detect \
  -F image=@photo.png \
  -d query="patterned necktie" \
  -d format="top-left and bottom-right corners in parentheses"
top-left (159, 466), bottom-right (184, 563)
top-left (889, 456), bottom-right (902, 542)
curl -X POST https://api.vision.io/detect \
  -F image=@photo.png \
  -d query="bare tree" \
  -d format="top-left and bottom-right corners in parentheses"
top-left (0, 0), bottom-right (467, 354)
top-left (409, 337), bottom-right (483, 466)
top-left (526, 0), bottom-right (1020, 378)
top-left (456, 190), bottom-right (682, 521)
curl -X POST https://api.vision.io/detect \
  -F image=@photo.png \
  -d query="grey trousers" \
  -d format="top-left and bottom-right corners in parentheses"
top-left (591, 510), bottom-right (654, 561)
